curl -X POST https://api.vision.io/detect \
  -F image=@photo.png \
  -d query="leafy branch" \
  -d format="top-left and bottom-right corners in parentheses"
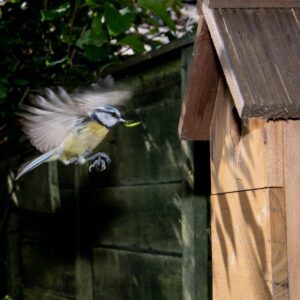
top-left (0, 0), bottom-right (194, 147)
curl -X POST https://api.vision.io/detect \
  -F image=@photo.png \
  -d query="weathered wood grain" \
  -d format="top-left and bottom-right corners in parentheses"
top-left (19, 190), bottom-right (76, 298)
top-left (206, 0), bottom-right (300, 8)
top-left (16, 161), bottom-right (60, 213)
top-left (182, 195), bottom-right (209, 300)
top-left (211, 188), bottom-right (288, 300)
top-left (181, 140), bottom-right (210, 300)
top-left (203, 4), bottom-right (300, 119)
top-left (178, 19), bottom-right (219, 141)
top-left (23, 288), bottom-right (72, 300)
top-left (19, 190), bottom-right (75, 240)
top-left (92, 183), bottom-right (182, 254)
top-left (57, 163), bottom-right (75, 190)
top-left (93, 248), bottom-right (182, 300)
top-left (210, 78), bottom-right (283, 194)
top-left (21, 239), bottom-right (75, 298)
top-left (5, 207), bottom-right (22, 299)
top-left (283, 120), bottom-right (300, 300)
top-left (104, 37), bottom-right (194, 75)
top-left (74, 165), bottom-right (93, 300)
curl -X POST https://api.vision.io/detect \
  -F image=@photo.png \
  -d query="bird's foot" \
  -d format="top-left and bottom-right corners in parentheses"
top-left (87, 152), bottom-right (111, 172)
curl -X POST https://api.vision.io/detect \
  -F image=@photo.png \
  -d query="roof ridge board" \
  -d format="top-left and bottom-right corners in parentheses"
top-left (205, 0), bottom-right (300, 8)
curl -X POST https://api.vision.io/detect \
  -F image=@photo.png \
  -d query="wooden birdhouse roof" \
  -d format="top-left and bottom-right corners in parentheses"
top-left (179, 0), bottom-right (300, 140)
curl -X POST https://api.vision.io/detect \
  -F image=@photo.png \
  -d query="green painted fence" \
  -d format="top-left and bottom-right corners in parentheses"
top-left (0, 39), bottom-right (210, 300)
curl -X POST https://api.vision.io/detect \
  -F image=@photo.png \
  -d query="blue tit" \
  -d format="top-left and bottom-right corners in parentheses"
top-left (15, 78), bottom-right (131, 180)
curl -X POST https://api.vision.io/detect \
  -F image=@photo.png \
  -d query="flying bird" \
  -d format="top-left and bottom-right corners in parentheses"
top-left (15, 76), bottom-right (131, 180)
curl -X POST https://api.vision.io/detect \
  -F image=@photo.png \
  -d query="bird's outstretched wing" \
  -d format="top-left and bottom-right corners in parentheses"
top-left (18, 82), bottom-right (131, 153)
top-left (72, 88), bottom-right (131, 115)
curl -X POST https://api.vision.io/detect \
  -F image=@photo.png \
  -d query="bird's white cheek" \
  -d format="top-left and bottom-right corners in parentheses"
top-left (104, 118), bottom-right (118, 127)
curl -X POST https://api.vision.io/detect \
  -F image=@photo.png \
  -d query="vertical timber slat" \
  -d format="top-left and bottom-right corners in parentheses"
top-left (48, 161), bottom-right (60, 212)
top-left (178, 19), bottom-right (219, 141)
top-left (74, 165), bottom-right (93, 300)
top-left (182, 194), bottom-right (208, 300)
top-left (283, 121), bottom-right (300, 300)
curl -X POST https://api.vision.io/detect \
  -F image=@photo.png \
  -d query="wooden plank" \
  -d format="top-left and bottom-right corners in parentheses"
top-left (19, 190), bottom-right (75, 240)
top-left (74, 165), bottom-right (93, 300)
top-left (182, 140), bottom-right (210, 300)
top-left (104, 37), bottom-right (194, 75)
top-left (19, 191), bottom-right (76, 298)
top-left (211, 188), bottom-right (288, 300)
top-left (206, 0), bottom-right (300, 8)
top-left (57, 163), bottom-right (75, 190)
top-left (16, 161), bottom-right (60, 213)
top-left (21, 240), bottom-right (75, 298)
top-left (5, 207), bottom-right (23, 299)
top-left (182, 195), bottom-right (209, 300)
top-left (92, 248), bottom-right (182, 300)
top-left (203, 5), bottom-right (300, 119)
top-left (283, 120), bottom-right (300, 300)
top-left (210, 78), bottom-right (283, 194)
top-left (92, 183), bottom-right (182, 254)
top-left (178, 19), bottom-right (219, 141)
top-left (23, 288), bottom-right (72, 300)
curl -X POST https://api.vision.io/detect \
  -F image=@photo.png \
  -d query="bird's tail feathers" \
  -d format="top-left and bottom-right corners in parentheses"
top-left (15, 149), bottom-right (57, 180)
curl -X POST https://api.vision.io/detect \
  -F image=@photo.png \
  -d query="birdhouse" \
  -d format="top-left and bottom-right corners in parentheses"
top-left (179, 1), bottom-right (300, 299)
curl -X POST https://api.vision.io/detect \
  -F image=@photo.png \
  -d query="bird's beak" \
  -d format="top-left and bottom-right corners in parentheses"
top-left (119, 118), bottom-right (126, 123)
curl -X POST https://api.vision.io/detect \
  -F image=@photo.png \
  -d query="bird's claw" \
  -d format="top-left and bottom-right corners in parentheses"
top-left (88, 153), bottom-right (111, 172)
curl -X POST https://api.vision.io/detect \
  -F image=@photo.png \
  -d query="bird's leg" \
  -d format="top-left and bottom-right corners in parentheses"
top-left (86, 152), bottom-right (111, 172)
top-left (61, 157), bottom-right (78, 165)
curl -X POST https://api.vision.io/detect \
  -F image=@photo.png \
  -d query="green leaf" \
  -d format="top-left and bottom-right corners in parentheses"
top-left (85, 0), bottom-right (101, 7)
top-left (0, 78), bottom-right (8, 85)
top-left (76, 29), bottom-right (105, 48)
top-left (119, 35), bottom-right (145, 54)
top-left (14, 78), bottom-right (29, 86)
top-left (91, 15), bottom-right (107, 44)
top-left (120, 6), bottom-right (136, 20)
top-left (138, 0), bottom-right (175, 31)
top-left (83, 45), bottom-right (111, 62)
top-left (76, 16), bottom-right (107, 49)
top-left (76, 30), bottom-right (92, 49)
top-left (165, 0), bottom-right (183, 8)
top-left (0, 84), bottom-right (8, 102)
top-left (41, 3), bottom-right (71, 21)
top-left (104, 3), bottom-right (136, 36)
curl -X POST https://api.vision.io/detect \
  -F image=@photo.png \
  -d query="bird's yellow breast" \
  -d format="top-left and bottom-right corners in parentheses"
top-left (61, 121), bottom-right (109, 160)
